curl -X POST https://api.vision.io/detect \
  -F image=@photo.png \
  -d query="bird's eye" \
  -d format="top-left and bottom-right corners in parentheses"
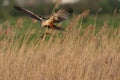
top-left (44, 25), bottom-right (47, 27)
top-left (45, 25), bottom-right (50, 28)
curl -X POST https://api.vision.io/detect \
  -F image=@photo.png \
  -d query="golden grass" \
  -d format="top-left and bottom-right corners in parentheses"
top-left (0, 16), bottom-right (120, 80)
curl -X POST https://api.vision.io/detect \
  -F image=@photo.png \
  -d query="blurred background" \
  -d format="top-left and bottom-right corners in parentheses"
top-left (0, 0), bottom-right (120, 21)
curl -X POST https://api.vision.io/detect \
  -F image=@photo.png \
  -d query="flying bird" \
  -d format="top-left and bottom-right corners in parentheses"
top-left (14, 6), bottom-right (73, 31)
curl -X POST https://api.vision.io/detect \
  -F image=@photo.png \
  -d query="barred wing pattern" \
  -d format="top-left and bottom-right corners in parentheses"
top-left (52, 8), bottom-right (73, 23)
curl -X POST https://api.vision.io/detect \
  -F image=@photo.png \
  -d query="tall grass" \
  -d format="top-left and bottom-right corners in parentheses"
top-left (0, 14), bottom-right (120, 80)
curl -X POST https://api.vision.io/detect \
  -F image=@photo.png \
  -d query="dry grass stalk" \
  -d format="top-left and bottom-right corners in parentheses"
top-left (0, 17), bottom-right (120, 80)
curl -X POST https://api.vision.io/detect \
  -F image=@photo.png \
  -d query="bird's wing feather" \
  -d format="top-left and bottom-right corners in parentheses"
top-left (52, 8), bottom-right (73, 23)
top-left (14, 6), bottom-right (44, 21)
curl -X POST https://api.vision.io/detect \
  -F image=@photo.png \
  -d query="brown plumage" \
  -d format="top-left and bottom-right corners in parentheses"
top-left (14, 6), bottom-right (73, 30)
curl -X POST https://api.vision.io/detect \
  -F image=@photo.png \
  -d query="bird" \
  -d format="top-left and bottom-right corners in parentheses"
top-left (14, 6), bottom-right (73, 31)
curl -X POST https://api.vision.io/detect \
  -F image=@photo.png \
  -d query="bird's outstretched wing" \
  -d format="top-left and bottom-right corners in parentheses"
top-left (51, 8), bottom-right (73, 23)
top-left (14, 6), bottom-right (44, 21)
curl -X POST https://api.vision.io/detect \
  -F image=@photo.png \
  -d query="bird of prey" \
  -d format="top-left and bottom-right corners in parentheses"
top-left (14, 6), bottom-right (73, 31)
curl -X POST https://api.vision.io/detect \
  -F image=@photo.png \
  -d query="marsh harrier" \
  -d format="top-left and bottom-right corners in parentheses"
top-left (14, 6), bottom-right (73, 30)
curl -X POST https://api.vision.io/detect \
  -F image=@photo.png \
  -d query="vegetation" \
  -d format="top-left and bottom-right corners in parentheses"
top-left (0, 12), bottom-right (120, 79)
top-left (0, 0), bottom-right (120, 21)
top-left (0, 0), bottom-right (120, 79)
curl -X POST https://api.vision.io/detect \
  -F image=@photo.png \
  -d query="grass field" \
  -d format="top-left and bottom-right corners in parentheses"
top-left (0, 14), bottom-right (120, 80)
